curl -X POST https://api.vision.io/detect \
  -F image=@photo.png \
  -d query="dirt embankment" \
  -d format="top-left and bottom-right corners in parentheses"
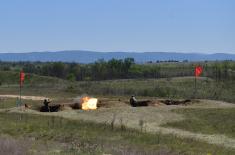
top-left (0, 95), bottom-right (46, 101)
top-left (1, 96), bottom-right (235, 149)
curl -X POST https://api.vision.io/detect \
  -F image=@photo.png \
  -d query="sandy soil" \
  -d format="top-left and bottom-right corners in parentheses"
top-left (1, 97), bottom-right (235, 149)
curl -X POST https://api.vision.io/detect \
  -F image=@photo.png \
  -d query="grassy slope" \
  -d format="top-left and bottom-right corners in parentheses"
top-left (1, 71), bottom-right (235, 102)
top-left (1, 71), bottom-right (235, 154)
top-left (0, 71), bottom-right (67, 87)
top-left (0, 71), bottom-right (76, 98)
top-left (75, 77), bottom-right (235, 103)
top-left (163, 108), bottom-right (235, 138)
top-left (0, 112), bottom-right (234, 155)
top-left (0, 98), bottom-right (41, 109)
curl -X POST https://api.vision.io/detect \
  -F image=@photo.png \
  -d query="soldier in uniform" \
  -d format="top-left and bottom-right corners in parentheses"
top-left (130, 95), bottom-right (137, 107)
top-left (43, 98), bottom-right (51, 112)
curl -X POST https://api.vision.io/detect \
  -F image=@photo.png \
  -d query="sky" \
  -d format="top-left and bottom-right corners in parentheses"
top-left (0, 0), bottom-right (234, 54)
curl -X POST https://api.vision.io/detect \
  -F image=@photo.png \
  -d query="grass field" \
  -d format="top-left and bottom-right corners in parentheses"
top-left (0, 112), bottom-right (234, 155)
top-left (1, 71), bottom-right (235, 103)
top-left (0, 71), bottom-right (235, 154)
top-left (0, 96), bottom-right (235, 154)
top-left (163, 108), bottom-right (235, 138)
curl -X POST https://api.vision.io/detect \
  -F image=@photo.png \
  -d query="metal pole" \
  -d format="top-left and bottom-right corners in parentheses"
top-left (194, 76), bottom-right (197, 98)
top-left (20, 83), bottom-right (22, 106)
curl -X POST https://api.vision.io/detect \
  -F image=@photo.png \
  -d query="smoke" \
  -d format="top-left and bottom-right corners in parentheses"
top-left (73, 94), bottom-right (92, 103)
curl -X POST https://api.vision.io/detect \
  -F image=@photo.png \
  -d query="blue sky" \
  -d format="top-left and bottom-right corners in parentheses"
top-left (0, 0), bottom-right (234, 53)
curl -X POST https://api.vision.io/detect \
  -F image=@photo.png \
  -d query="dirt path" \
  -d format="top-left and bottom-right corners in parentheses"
top-left (0, 95), bottom-right (46, 101)
top-left (1, 98), bottom-right (235, 149)
top-left (150, 127), bottom-right (235, 149)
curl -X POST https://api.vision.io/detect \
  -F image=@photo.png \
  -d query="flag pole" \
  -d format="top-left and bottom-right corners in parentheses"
top-left (20, 82), bottom-right (22, 106)
top-left (19, 71), bottom-right (24, 106)
top-left (194, 66), bottom-right (203, 99)
top-left (194, 75), bottom-right (197, 98)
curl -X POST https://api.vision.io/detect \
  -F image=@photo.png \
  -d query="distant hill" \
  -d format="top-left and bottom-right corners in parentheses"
top-left (0, 71), bottom-right (67, 87)
top-left (0, 50), bottom-right (234, 63)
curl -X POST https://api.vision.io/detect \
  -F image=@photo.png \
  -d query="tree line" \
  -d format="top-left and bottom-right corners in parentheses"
top-left (0, 59), bottom-right (234, 81)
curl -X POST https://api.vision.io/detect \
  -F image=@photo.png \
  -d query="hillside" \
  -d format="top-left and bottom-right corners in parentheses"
top-left (0, 71), bottom-right (66, 86)
top-left (0, 51), bottom-right (235, 63)
top-left (0, 71), bottom-right (235, 154)
top-left (1, 71), bottom-right (235, 103)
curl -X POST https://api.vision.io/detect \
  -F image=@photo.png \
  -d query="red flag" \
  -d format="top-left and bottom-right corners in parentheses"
top-left (20, 71), bottom-right (25, 86)
top-left (195, 66), bottom-right (203, 77)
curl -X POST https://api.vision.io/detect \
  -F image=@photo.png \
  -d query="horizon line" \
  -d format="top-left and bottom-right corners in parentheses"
top-left (0, 50), bottom-right (234, 55)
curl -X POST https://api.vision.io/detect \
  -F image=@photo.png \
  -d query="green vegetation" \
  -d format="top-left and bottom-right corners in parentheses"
top-left (0, 112), bottom-right (234, 155)
top-left (1, 59), bottom-right (235, 81)
top-left (0, 98), bottom-right (17, 109)
top-left (0, 71), bottom-right (67, 88)
top-left (1, 70), bottom-right (235, 102)
top-left (0, 60), bottom-right (235, 154)
top-left (72, 77), bottom-right (235, 102)
top-left (1, 60), bottom-right (235, 103)
top-left (0, 98), bottom-right (41, 109)
top-left (163, 108), bottom-right (235, 138)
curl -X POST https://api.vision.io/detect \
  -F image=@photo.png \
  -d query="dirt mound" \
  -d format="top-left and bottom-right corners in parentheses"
top-left (161, 99), bottom-right (191, 105)
top-left (69, 102), bottom-right (81, 109)
top-left (40, 104), bottom-right (64, 112)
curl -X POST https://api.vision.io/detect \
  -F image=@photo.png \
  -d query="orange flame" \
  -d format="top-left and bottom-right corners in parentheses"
top-left (81, 96), bottom-right (98, 110)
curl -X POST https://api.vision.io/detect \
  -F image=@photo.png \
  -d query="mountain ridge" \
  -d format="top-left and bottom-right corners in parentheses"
top-left (0, 50), bottom-right (234, 63)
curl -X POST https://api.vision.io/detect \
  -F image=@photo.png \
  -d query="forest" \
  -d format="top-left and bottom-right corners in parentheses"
top-left (0, 58), bottom-right (234, 82)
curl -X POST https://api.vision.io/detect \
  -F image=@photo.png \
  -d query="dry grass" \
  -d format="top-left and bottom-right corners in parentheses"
top-left (0, 136), bottom-right (31, 155)
top-left (0, 112), bottom-right (234, 155)
top-left (2, 96), bottom-right (235, 149)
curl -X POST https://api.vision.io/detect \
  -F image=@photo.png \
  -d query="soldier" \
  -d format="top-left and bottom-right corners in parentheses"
top-left (43, 98), bottom-right (51, 112)
top-left (130, 95), bottom-right (137, 107)
top-left (130, 95), bottom-right (149, 107)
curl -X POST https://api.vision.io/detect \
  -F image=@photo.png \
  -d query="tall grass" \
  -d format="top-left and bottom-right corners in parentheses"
top-left (163, 108), bottom-right (235, 138)
top-left (0, 112), bottom-right (234, 154)
top-left (0, 136), bottom-right (31, 155)
top-left (1, 70), bottom-right (235, 103)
